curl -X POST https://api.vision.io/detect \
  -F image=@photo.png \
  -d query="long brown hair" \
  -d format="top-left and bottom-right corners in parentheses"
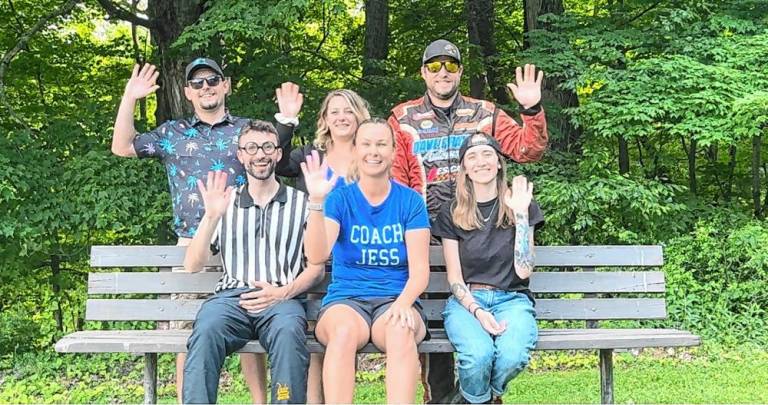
top-left (346, 117), bottom-right (395, 182)
top-left (314, 89), bottom-right (371, 152)
top-left (452, 153), bottom-right (515, 231)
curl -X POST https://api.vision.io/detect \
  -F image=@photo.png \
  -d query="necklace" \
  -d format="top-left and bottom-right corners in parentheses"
top-left (480, 199), bottom-right (498, 222)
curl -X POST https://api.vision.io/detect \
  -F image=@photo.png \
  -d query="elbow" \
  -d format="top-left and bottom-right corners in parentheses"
top-left (184, 257), bottom-right (202, 273)
top-left (111, 144), bottom-right (134, 157)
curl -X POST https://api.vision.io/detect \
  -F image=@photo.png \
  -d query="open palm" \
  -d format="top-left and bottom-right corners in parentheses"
top-left (503, 175), bottom-right (533, 214)
top-left (506, 64), bottom-right (543, 109)
top-left (276, 82), bottom-right (303, 119)
top-left (300, 150), bottom-right (338, 202)
top-left (198, 171), bottom-right (233, 219)
top-left (124, 64), bottom-right (160, 101)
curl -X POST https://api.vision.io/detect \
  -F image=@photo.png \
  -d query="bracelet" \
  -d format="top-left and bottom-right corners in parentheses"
top-left (307, 201), bottom-right (323, 211)
top-left (472, 306), bottom-right (483, 318)
top-left (467, 302), bottom-right (478, 313)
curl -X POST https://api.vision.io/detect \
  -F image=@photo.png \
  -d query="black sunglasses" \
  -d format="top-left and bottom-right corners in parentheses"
top-left (187, 75), bottom-right (223, 89)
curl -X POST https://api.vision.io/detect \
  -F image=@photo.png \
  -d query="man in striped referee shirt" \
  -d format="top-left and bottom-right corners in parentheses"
top-left (182, 120), bottom-right (322, 404)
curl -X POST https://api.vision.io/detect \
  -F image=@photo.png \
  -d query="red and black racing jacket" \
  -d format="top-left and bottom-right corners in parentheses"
top-left (389, 93), bottom-right (548, 215)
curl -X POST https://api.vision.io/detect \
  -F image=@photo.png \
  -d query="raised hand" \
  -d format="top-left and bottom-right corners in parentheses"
top-left (276, 82), bottom-right (304, 119)
top-left (124, 64), bottom-right (160, 101)
top-left (506, 64), bottom-right (543, 109)
top-left (299, 150), bottom-right (339, 203)
top-left (503, 175), bottom-right (533, 214)
top-left (197, 171), bottom-right (233, 220)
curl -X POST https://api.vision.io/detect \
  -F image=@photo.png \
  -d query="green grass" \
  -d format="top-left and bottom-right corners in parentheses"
top-left (2, 347), bottom-right (767, 403)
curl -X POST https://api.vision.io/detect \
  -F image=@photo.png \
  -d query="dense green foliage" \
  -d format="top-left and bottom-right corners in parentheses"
top-left (0, 0), bottom-right (767, 376)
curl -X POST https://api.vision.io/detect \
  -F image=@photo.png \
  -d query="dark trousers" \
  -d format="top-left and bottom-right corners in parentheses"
top-left (182, 287), bottom-right (309, 404)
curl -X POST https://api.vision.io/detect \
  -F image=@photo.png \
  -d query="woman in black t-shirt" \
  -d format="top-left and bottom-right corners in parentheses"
top-left (432, 133), bottom-right (544, 404)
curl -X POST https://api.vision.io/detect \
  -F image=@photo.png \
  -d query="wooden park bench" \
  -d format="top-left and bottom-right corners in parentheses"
top-left (55, 245), bottom-right (700, 404)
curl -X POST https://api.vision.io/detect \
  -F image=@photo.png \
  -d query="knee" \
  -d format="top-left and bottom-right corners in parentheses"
top-left (324, 322), bottom-right (364, 351)
top-left (384, 324), bottom-right (417, 355)
top-left (498, 346), bottom-right (531, 372)
top-left (459, 344), bottom-right (494, 371)
top-left (189, 318), bottom-right (227, 346)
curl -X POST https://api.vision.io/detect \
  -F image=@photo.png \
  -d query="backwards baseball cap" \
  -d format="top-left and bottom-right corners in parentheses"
top-left (459, 133), bottom-right (503, 163)
top-left (422, 39), bottom-right (461, 64)
top-left (185, 57), bottom-right (224, 80)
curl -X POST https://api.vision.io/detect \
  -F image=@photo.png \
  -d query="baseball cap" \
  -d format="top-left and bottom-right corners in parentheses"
top-left (422, 39), bottom-right (461, 64)
top-left (459, 133), bottom-right (503, 163)
top-left (185, 57), bottom-right (224, 80)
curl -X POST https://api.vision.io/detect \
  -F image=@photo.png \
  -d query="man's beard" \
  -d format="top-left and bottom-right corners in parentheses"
top-left (200, 98), bottom-right (222, 111)
top-left (246, 159), bottom-right (276, 180)
top-left (432, 84), bottom-right (459, 101)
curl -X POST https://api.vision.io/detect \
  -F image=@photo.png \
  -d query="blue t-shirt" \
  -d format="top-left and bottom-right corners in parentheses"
top-left (322, 180), bottom-right (430, 305)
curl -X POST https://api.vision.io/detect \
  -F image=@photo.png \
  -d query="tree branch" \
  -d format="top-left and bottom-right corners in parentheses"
top-left (0, 0), bottom-right (79, 133)
top-left (618, 0), bottom-right (664, 28)
top-left (95, 0), bottom-right (156, 29)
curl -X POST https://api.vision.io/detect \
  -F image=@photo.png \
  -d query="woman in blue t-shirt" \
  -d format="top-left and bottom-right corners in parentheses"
top-left (432, 133), bottom-right (544, 404)
top-left (276, 88), bottom-right (370, 403)
top-left (302, 118), bottom-right (431, 404)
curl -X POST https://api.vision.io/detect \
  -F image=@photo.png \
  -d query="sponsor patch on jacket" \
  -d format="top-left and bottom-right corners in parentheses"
top-left (453, 122), bottom-right (480, 131)
top-left (420, 120), bottom-right (434, 129)
top-left (456, 108), bottom-right (475, 117)
top-left (413, 111), bottom-right (436, 120)
top-left (417, 127), bottom-right (439, 135)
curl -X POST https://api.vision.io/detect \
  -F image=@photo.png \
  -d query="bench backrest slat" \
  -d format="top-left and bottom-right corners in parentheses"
top-left (91, 245), bottom-right (664, 268)
top-left (89, 271), bottom-right (666, 295)
top-left (86, 298), bottom-right (667, 321)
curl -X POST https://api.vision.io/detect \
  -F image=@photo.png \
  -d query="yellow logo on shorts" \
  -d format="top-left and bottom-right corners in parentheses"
top-left (276, 383), bottom-right (290, 401)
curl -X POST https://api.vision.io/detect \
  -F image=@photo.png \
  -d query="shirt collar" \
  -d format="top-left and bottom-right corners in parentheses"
top-left (236, 181), bottom-right (288, 208)
top-left (189, 111), bottom-right (234, 127)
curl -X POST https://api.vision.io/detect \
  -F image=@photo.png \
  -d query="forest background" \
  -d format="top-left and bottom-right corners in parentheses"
top-left (0, 0), bottom-right (767, 403)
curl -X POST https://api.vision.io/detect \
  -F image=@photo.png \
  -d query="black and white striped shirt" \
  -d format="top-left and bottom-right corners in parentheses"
top-left (211, 183), bottom-right (308, 292)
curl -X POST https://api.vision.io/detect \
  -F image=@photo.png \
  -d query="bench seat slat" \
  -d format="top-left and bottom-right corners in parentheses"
top-left (55, 328), bottom-right (699, 354)
top-left (91, 245), bottom-right (664, 268)
top-left (86, 298), bottom-right (667, 321)
top-left (89, 271), bottom-right (666, 294)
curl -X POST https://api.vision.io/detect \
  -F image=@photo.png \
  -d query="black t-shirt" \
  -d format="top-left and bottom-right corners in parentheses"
top-left (432, 197), bottom-right (545, 296)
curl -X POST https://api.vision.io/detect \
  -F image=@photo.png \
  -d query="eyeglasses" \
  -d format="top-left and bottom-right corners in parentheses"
top-left (187, 75), bottom-right (223, 89)
top-left (238, 141), bottom-right (277, 155)
top-left (424, 60), bottom-right (461, 74)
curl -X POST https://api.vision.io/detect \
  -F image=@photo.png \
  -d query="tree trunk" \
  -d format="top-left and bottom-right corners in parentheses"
top-left (51, 254), bottom-right (63, 332)
top-left (146, 0), bottom-right (205, 123)
top-left (618, 136), bottom-right (629, 174)
top-left (523, 0), bottom-right (581, 152)
top-left (753, 135), bottom-right (762, 218)
top-left (725, 144), bottom-right (737, 201)
top-left (362, 0), bottom-right (389, 79)
top-left (688, 137), bottom-right (697, 195)
top-left (465, 0), bottom-right (508, 103)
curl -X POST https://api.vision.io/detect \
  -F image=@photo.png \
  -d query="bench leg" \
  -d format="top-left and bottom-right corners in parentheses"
top-left (599, 349), bottom-right (614, 404)
top-left (144, 353), bottom-right (158, 404)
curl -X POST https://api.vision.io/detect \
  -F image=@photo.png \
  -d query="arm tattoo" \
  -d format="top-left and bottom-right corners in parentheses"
top-left (514, 212), bottom-right (534, 277)
top-left (450, 282), bottom-right (469, 301)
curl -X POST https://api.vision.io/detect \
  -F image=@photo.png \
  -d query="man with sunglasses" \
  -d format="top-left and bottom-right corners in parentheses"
top-left (110, 57), bottom-right (303, 403)
top-left (183, 120), bottom-right (322, 404)
top-left (388, 40), bottom-right (549, 403)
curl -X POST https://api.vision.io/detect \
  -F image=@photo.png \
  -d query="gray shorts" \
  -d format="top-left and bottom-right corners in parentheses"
top-left (318, 297), bottom-right (427, 329)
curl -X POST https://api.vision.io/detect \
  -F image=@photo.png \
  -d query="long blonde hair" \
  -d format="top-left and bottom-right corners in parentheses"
top-left (452, 154), bottom-right (515, 231)
top-left (314, 89), bottom-right (371, 152)
top-left (346, 118), bottom-right (395, 182)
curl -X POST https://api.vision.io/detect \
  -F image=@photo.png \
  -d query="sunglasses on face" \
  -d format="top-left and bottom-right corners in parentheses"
top-left (424, 60), bottom-right (461, 74)
top-left (238, 141), bottom-right (277, 156)
top-left (187, 75), bottom-right (223, 89)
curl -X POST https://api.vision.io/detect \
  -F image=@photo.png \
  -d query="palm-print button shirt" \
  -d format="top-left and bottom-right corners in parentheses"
top-left (133, 113), bottom-right (292, 238)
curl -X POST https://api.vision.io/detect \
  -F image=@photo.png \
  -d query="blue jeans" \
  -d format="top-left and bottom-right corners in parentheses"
top-left (442, 290), bottom-right (538, 403)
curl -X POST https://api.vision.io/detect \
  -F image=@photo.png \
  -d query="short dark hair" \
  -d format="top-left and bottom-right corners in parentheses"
top-left (240, 119), bottom-right (279, 143)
